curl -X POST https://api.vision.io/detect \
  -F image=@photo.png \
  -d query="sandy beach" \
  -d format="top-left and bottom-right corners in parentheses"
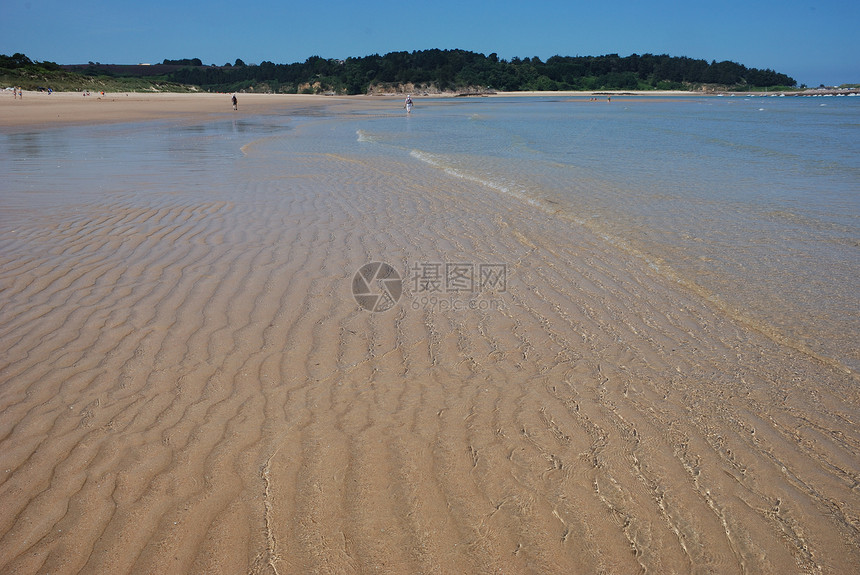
top-left (0, 91), bottom-right (345, 128)
top-left (1, 93), bottom-right (858, 574)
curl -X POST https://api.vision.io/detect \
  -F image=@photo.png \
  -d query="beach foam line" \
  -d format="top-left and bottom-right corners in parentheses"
top-left (409, 149), bottom-right (545, 210)
top-left (409, 145), bottom-right (858, 379)
top-left (355, 129), bottom-right (380, 143)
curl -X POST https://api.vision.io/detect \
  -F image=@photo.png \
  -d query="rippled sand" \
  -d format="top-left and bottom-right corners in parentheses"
top-left (1, 102), bottom-right (859, 574)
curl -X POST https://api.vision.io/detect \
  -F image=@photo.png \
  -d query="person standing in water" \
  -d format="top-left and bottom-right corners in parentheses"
top-left (232, 94), bottom-right (238, 110)
top-left (405, 94), bottom-right (413, 114)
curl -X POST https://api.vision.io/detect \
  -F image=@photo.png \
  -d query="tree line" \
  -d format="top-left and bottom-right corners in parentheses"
top-left (3, 50), bottom-right (797, 94)
top-left (1, 53), bottom-right (61, 71)
top-left (160, 50), bottom-right (796, 93)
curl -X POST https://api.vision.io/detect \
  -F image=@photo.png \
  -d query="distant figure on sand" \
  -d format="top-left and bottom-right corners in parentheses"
top-left (405, 95), bottom-right (413, 114)
top-left (232, 94), bottom-right (238, 110)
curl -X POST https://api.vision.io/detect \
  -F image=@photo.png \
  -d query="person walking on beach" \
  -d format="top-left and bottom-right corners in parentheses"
top-left (405, 94), bottom-right (413, 114)
top-left (232, 94), bottom-right (238, 110)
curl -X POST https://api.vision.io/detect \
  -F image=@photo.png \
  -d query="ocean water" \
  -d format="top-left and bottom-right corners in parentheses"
top-left (2, 95), bottom-right (858, 373)
top-left (343, 95), bottom-right (860, 374)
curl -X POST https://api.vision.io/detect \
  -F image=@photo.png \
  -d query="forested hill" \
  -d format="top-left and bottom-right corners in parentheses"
top-left (150, 51), bottom-right (797, 93)
top-left (5, 50), bottom-right (797, 94)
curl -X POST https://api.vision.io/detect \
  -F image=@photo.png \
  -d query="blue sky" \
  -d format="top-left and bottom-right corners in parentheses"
top-left (2, 0), bottom-right (857, 86)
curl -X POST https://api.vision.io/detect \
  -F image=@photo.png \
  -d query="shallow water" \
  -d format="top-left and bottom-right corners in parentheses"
top-left (2, 96), bottom-right (857, 367)
top-left (342, 95), bottom-right (860, 372)
top-left (1, 97), bottom-right (859, 574)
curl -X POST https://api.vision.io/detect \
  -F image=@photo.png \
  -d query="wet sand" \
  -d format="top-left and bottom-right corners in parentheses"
top-left (1, 96), bottom-right (859, 574)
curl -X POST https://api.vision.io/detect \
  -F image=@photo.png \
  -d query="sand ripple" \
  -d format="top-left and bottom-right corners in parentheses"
top-left (1, 147), bottom-right (858, 574)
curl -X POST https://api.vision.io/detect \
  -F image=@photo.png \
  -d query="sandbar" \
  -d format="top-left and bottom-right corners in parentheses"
top-left (0, 91), bottom-right (341, 129)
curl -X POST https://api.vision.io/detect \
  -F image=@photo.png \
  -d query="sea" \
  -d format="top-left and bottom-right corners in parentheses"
top-left (2, 93), bottom-right (858, 373)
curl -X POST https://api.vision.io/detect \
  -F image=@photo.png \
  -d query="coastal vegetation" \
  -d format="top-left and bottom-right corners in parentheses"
top-left (3, 50), bottom-right (798, 94)
top-left (0, 53), bottom-right (193, 93)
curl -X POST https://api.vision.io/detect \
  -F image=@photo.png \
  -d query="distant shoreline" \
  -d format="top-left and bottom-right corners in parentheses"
top-left (2, 88), bottom-right (857, 130)
top-left (0, 92), bottom-right (337, 129)
top-left (457, 88), bottom-right (860, 98)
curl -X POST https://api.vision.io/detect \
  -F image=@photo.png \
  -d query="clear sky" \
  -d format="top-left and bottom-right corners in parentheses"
top-left (2, 0), bottom-right (857, 87)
